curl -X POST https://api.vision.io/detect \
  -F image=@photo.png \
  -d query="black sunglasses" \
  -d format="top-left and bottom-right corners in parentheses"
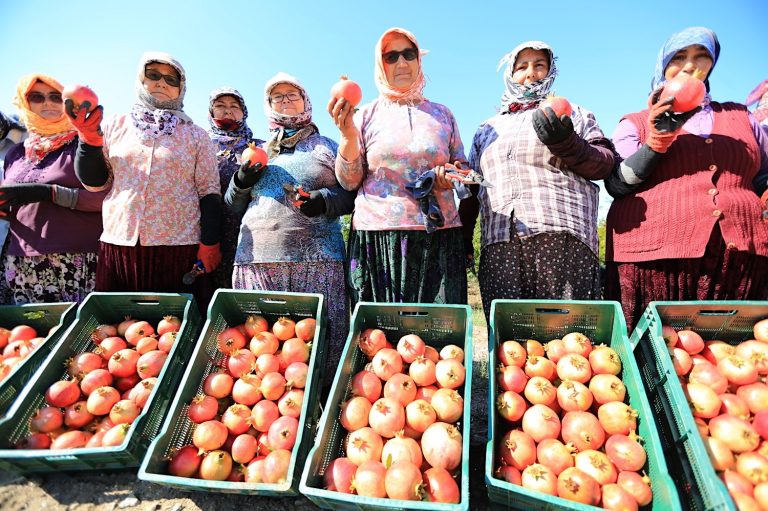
top-left (382, 48), bottom-right (418, 64)
top-left (26, 92), bottom-right (63, 104)
top-left (145, 68), bottom-right (181, 87)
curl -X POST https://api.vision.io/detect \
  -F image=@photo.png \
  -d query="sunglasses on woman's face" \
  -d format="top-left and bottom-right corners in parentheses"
top-left (382, 48), bottom-right (418, 64)
top-left (144, 68), bottom-right (181, 87)
top-left (26, 92), bottom-right (63, 104)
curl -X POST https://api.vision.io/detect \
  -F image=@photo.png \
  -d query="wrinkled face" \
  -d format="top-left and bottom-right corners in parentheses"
top-left (211, 95), bottom-right (244, 122)
top-left (27, 81), bottom-right (64, 120)
top-left (142, 62), bottom-right (181, 101)
top-left (382, 35), bottom-right (419, 89)
top-left (512, 48), bottom-right (550, 85)
top-left (664, 44), bottom-right (713, 81)
top-left (269, 83), bottom-right (305, 115)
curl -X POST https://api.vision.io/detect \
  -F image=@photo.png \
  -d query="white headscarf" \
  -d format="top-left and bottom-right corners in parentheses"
top-left (497, 41), bottom-right (558, 111)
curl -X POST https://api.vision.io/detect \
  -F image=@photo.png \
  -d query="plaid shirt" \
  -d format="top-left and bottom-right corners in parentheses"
top-left (468, 105), bottom-right (612, 255)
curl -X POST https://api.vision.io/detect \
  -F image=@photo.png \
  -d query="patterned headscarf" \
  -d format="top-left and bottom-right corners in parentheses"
top-left (263, 72), bottom-right (318, 159)
top-left (497, 41), bottom-right (558, 111)
top-left (12, 73), bottom-right (77, 163)
top-left (207, 87), bottom-right (253, 157)
top-left (131, 51), bottom-right (192, 140)
top-left (374, 27), bottom-right (427, 105)
top-left (651, 26), bottom-right (720, 93)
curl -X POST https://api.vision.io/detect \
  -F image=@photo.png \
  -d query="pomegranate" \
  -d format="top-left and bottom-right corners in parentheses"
top-left (251, 400), bottom-right (280, 433)
top-left (109, 399), bottom-right (141, 425)
top-left (602, 483), bottom-right (639, 511)
top-left (381, 433), bottom-right (422, 466)
top-left (371, 348), bottom-right (403, 381)
top-left (498, 364), bottom-right (528, 393)
top-left (536, 438), bottom-right (575, 476)
top-left (346, 427), bottom-right (383, 465)
top-left (617, 471), bottom-right (653, 506)
top-left (499, 429), bottom-right (536, 471)
top-left (435, 358), bottom-right (465, 389)
top-left (62, 84), bottom-right (98, 113)
top-left (423, 466), bottom-right (460, 503)
top-left (522, 404), bottom-right (561, 442)
top-left (754, 318), bottom-right (768, 343)
top-left (440, 344), bottom-right (464, 362)
top-left (499, 340), bottom-right (527, 367)
top-left (51, 430), bottom-right (91, 450)
top-left (324, 457), bottom-right (357, 493)
top-left (268, 415), bottom-right (299, 450)
top-left (340, 396), bottom-right (372, 431)
top-left (556, 467), bottom-right (600, 505)
top-left (677, 329), bottom-right (705, 354)
top-left (242, 143), bottom-right (268, 168)
top-left (330, 76), bottom-right (363, 107)
top-left (45, 379), bottom-right (81, 408)
top-left (384, 460), bottom-right (423, 500)
top-left (284, 361), bottom-right (308, 389)
top-left (358, 328), bottom-right (388, 359)
top-left (217, 327), bottom-right (247, 355)
top-left (605, 434), bottom-right (647, 472)
top-left (405, 399), bottom-right (437, 433)
top-left (124, 321), bottom-right (154, 346)
top-left (661, 73), bottom-right (706, 112)
top-left (202, 371), bottom-right (234, 398)
top-left (351, 369), bottom-right (382, 403)
top-left (137, 350), bottom-right (167, 379)
top-left (524, 376), bottom-right (557, 406)
top-left (30, 406), bottom-right (64, 433)
top-left (193, 420), bottom-right (229, 451)
top-left (561, 411), bottom-right (606, 451)
top-left (369, 397), bottom-right (405, 438)
top-left (352, 460), bottom-right (387, 497)
top-left (199, 450), bottom-right (232, 481)
top-left (421, 422), bottom-right (462, 471)
top-left (540, 95), bottom-right (573, 117)
top-left (272, 317), bottom-right (295, 341)
top-left (86, 386), bottom-right (120, 415)
top-left (589, 373), bottom-right (626, 404)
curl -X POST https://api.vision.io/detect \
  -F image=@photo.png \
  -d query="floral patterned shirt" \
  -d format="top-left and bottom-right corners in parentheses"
top-left (336, 98), bottom-right (467, 231)
top-left (99, 114), bottom-right (220, 246)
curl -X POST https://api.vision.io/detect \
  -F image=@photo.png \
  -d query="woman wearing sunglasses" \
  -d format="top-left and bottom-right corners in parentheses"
top-left (0, 74), bottom-right (106, 304)
top-left (604, 27), bottom-right (768, 331)
top-left (69, 52), bottom-right (221, 310)
top-left (226, 73), bottom-right (354, 383)
top-left (206, 87), bottom-right (265, 290)
top-left (328, 27), bottom-right (469, 307)
top-left (459, 41), bottom-right (616, 320)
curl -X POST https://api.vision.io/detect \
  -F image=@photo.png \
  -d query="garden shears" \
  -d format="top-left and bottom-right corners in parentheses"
top-left (445, 162), bottom-right (492, 187)
top-left (283, 183), bottom-right (311, 207)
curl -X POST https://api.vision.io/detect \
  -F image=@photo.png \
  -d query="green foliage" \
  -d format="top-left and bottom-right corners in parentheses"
top-left (598, 219), bottom-right (606, 264)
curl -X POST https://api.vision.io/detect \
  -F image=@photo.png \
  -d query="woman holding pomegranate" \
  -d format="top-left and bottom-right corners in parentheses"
top-left (0, 74), bottom-right (106, 304)
top-left (605, 27), bottom-right (768, 330)
top-left (458, 41), bottom-right (616, 319)
top-left (328, 27), bottom-right (469, 306)
top-left (206, 87), bottom-right (265, 289)
top-left (68, 52), bottom-right (221, 309)
top-left (225, 72), bottom-right (353, 377)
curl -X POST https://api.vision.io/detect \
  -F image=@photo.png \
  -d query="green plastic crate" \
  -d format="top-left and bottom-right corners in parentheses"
top-left (300, 302), bottom-right (473, 511)
top-left (138, 289), bottom-right (327, 496)
top-left (630, 301), bottom-right (768, 511)
top-left (0, 302), bottom-right (77, 417)
top-left (0, 292), bottom-right (201, 473)
top-left (485, 300), bottom-right (680, 511)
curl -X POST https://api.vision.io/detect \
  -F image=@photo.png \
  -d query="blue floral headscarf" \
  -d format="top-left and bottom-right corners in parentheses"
top-left (651, 26), bottom-right (720, 93)
top-left (207, 87), bottom-right (254, 157)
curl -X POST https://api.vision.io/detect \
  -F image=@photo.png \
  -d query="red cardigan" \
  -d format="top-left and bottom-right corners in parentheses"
top-left (607, 102), bottom-right (768, 263)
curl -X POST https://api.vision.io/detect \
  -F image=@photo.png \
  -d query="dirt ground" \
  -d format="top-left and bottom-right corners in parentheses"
top-left (0, 276), bottom-right (495, 511)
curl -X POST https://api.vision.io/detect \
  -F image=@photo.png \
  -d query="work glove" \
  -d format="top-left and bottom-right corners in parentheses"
top-left (234, 161), bottom-right (265, 188)
top-left (532, 107), bottom-right (575, 145)
top-left (0, 184), bottom-right (52, 215)
top-left (298, 190), bottom-right (327, 217)
top-left (645, 88), bottom-right (700, 153)
top-left (196, 243), bottom-right (221, 273)
top-left (65, 99), bottom-right (104, 147)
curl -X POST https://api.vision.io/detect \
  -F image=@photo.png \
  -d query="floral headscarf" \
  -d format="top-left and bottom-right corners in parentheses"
top-left (651, 26), bottom-right (720, 93)
top-left (131, 51), bottom-right (192, 140)
top-left (207, 87), bottom-right (254, 158)
top-left (263, 72), bottom-right (317, 158)
top-left (374, 27), bottom-right (427, 105)
top-left (497, 41), bottom-right (558, 112)
top-left (12, 73), bottom-right (77, 163)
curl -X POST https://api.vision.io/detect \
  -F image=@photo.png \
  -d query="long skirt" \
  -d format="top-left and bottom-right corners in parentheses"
top-left (605, 227), bottom-right (768, 333)
top-left (233, 260), bottom-right (349, 387)
top-left (479, 231), bottom-right (601, 320)
top-left (95, 242), bottom-right (213, 313)
top-left (4, 252), bottom-right (97, 304)
top-left (347, 228), bottom-right (467, 307)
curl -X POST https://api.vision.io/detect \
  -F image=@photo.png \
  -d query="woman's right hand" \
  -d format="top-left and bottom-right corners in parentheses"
top-left (65, 99), bottom-right (104, 147)
top-left (327, 97), bottom-right (359, 140)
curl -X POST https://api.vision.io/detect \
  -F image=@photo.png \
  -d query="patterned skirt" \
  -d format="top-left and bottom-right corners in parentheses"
top-left (4, 252), bottom-right (97, 305)
top-left (347, 228), bottom-right (468, 307)
top-left (478, 231), bottom-right (600, 320)
top-left (605, 227), bottom-right (768, 333)
top-left (95, 242), bottom-right (213, 313)
top-left (233, 260), bottom-right (349, 386)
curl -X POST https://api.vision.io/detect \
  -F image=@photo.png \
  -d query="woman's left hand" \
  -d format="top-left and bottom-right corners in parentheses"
top-left (0, 184), bottom-right (52, 213)
top-left (433, 165), bottom-right (455, 189)
top-left (532, 107), bottom-right (575, 145)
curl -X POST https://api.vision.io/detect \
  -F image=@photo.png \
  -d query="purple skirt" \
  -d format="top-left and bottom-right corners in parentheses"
top-left (95, 242), bottom-right (213, 312)
top-left (605, 227), bottom-right (768, 332)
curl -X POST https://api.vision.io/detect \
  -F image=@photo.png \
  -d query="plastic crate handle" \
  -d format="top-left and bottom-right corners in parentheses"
top-left (695, 309), bottom-right (738, 316)
top-left (535, 308), bottom-right (571, 314)
top-left (399, 311), bottom-right (429, 317)
top-left (130, 300), bottom-right (161, 306)
top-left (259, 298), bottom-right (287, 304)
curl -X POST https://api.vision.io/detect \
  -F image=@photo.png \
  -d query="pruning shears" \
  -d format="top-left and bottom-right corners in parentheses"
top-left (445, 161), bottom-right (493, 188)
top-left (182, 259), bottom-right (205, 285)
top-left (283, 183), bottom-right (311, 207)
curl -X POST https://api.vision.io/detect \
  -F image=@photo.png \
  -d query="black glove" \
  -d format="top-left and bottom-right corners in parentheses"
top-left (648, 87), bottom-right (701, 134)
top-left (298, 190), bottom-right (327, 217)
top-left (532, 107), bottom-right (575, 145)
top-left (234, 161), bottom-right (265, 188)
top-left (0, 184), bottom-right (52, 213)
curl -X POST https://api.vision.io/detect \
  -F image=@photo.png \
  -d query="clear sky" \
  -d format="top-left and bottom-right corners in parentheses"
top-left (2, 0), bottom-right (766, 215)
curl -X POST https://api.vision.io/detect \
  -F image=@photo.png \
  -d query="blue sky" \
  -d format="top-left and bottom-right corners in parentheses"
top-left (2, 0), bottom-right (766, 214)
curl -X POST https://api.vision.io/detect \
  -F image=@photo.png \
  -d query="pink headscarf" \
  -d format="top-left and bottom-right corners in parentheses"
top-left (374, 27), bottom-right (427, 104)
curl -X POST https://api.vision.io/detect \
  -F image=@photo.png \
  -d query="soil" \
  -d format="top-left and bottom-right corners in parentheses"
top-left (0, 276), bottom-right (495, 510)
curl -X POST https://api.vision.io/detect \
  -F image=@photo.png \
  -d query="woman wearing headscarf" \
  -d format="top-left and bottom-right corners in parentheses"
top-left (328, 27), bottom-right (470, 307)
top-left (605, 27), bottom-right (768, 331)
top-left (0, 74), bottom-right (106, 304)
top-left (226, 72), bottom-right (353, 380)
top-left (459, 41), bottom-right (616, 320)
top-left (68, 51), bottom-right (221, 310)
top-left (207, 87), bottom-right (265, 289)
